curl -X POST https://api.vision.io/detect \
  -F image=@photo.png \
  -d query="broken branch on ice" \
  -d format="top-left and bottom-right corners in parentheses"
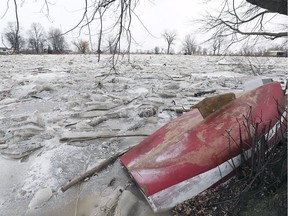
top-left (61, 147), bottom-right (131, 192)
top-left (163, 106), bottom-right (191, 113)
top-left (194, 90), bottom-right (216, 97)
top-left (60, 132), bottom-right (149, 143)
top-left (0, 146), bottom-right (43, 160)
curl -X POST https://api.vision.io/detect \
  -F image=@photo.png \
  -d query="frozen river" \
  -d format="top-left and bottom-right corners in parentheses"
top-left (0, 54), bottom-right (286, 216)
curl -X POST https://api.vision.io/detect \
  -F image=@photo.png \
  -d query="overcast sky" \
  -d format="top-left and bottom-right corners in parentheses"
top-left (0, 0), bottom-right (217, 51)
top-left (0, 0), bottom-right (286, 52)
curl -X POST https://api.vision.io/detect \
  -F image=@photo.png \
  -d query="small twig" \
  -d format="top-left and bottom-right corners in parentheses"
top-left (74, 183), bottom-right (81, 216)
top-left (64, 122), bottom-right (79, 128)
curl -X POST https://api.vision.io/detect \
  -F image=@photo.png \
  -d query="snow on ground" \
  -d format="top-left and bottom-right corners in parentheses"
top-left (0, 54), bottom-right (286, 216)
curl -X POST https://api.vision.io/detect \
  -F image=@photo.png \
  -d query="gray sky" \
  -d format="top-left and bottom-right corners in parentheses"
top-left (0, 0), bottom-right (215, 51)
top-left (0, 0), bottom-right (286, 52)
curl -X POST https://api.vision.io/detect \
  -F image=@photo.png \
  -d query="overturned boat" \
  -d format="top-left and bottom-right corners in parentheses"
top-left (120, 81), bottom-right (287, 212)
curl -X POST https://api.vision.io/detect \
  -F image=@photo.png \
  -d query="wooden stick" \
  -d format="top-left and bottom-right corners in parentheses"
top-left (61, 147), bottom-right (131, 192)
top-left (194, 90), bottom-right (216, 97)
top-left (60, 133), bottom-right (148, 143)
top-left (163, 107), bottom-right (191, 113)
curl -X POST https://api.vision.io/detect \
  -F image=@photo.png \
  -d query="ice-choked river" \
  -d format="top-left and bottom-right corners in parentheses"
top-left (0, 54), bottom-right (286, 216)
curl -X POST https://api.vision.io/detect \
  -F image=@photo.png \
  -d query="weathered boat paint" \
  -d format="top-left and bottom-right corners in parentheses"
top-left (120, 82), bottom-right (286, 212)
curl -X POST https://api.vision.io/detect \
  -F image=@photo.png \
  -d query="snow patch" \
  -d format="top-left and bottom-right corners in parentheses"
top-left (28, 187), bottom-right (53, 209)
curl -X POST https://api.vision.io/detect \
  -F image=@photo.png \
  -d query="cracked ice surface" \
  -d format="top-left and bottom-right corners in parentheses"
top-left (0, 54), bottom-right (286, 216)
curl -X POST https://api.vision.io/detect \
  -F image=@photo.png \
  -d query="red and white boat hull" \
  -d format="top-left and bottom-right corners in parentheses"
top-left (121, 82), bottom-right (286, 212)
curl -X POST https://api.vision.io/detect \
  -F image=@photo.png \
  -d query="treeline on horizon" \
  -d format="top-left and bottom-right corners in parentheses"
top-left (1, 22), bottom-right (287, 57)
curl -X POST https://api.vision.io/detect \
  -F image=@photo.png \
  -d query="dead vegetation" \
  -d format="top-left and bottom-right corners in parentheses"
top-left (172, 102), bottom-right (287, 216)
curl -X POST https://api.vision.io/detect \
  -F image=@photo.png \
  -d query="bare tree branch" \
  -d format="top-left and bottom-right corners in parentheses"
top-left (40, 0), bottom-right (52, 17)
top-left (62, 0), bottom-right (88, 35)
top-left (219, 18), bottom-right (288, 39)
top-left (1, 0), bottom-right (10, 19)
top-left (60, 0), bottom-right (138, 68)
top-left (198, 0), bottom-right (287, 53)
top-left (85, 13), bottom-right (94, 52)
top-left (97, 7), bottom-right (104, 62)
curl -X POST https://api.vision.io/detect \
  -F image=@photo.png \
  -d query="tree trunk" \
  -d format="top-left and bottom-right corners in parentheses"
top-left (246, 0), bottom-right (287, 15)
top-left (167, 43), bottom-right (171, 54)
top-left (13, 0), bottom-right (20, 53)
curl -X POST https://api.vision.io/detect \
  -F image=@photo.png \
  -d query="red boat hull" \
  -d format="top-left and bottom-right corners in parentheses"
top-left (120, 82), bottom-right (286, 212)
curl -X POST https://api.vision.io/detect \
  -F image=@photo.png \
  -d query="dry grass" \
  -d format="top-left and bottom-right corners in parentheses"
top-left (173, 102), bottom-right (287, 216)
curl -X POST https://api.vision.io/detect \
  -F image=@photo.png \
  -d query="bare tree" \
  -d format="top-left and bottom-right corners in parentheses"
top-left (196, 46), bottom-right (202, 55)
top-left (13, 0), bottom-right (20, 53)
top-left (4, 0), bottom-right (286, 60)
top-left (73, 39), bottom-right (89, 54)
top-left (27, 23), bottom-right (46, 54)
top-left (202, 48), bottom-right (208, 55)
top-left (2, 0), bottom-right (21, 53)
top-left (107, 35), bottom-right (117, 55)
top-left (154, 46), bottom-right (160, 54)
top-left (61, 0), bottom-right (138, 67)
top-left (241, 43), bottom-right (255, 56)
top-left (4, 22), bottom-right (25, 53)
top-left (211, 34), bottom-right (225, 55)
top-left (1, 0), bottom-right (138, 64)
top-left (199, 0), bottom-right (287, 52)
top-left (162, 30), bottom-right (177, 54)
top-left (182, 34), bottom-right (197, 55)
top-left (96, 7), bottom-right (106, 62)
top-left (47, 27), bottom-right (66, 53)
